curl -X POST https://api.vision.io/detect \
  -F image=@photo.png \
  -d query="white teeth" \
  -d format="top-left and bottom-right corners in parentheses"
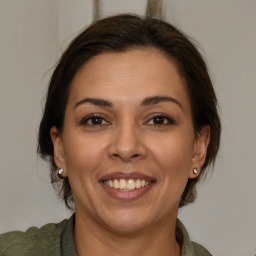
top-left (135, 179), bottom-right (141, 188)
top-left (113, 179), bottom-right (119, 189)
top-left (119, 179), bottom-right (126, 189)
top-left (109, 180), bottom-right (114, 188)
top-left (104, 179), bottom-right (151, 190)
top-left (127, 179), bottom-right (135, 190)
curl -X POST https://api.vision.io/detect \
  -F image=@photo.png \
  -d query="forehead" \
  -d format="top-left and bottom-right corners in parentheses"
top-left (68, 48), bottom-right (190, 110)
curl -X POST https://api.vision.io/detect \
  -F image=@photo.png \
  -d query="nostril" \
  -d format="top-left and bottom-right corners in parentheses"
top-left (111, 153), bottom-right (141, 160)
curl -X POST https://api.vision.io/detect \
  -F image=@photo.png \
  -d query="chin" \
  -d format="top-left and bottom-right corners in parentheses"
top-left (98, 208), bottom-right (153, 235)
top-left (105, 217), bottom-right (149, 235)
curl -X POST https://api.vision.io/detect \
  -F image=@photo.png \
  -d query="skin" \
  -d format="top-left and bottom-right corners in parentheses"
top-left (51, 48), bottom-right (210, 256)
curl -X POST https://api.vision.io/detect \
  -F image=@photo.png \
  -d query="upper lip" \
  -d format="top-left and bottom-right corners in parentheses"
top-left (99, 172), bottom-right (156, 182)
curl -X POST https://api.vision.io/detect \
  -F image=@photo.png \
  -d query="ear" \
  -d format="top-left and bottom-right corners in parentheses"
top-left (189, 125), bottom-right (210, 179)
top-left (50, 126), bottom-right (67, 178)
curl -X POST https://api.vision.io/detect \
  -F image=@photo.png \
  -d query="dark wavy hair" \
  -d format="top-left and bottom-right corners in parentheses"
top-left (38, 14), bottom-right (221, 209)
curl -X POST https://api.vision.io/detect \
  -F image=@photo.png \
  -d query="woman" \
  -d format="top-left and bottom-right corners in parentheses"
top-left (0, 14), bottom-right (220, 256)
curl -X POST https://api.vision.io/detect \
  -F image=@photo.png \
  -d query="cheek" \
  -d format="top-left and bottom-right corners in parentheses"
top-left (142, 133), bottom-right (194, 216)
top-left (151, 132), bottom-right (194, 172)
top-left (63, 131), bottom-right (106, 178)
top-left (62, 132), bottom-right (108, 206)
top-left (151, 133), bottom-right (194, 196)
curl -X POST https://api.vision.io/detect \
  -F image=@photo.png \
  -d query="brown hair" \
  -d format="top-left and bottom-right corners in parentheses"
top-left (38, 14), bottom-right (221, 209)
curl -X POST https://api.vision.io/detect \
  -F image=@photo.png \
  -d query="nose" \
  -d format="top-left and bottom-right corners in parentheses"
top-left (108, 121), bottom-right (147, 162)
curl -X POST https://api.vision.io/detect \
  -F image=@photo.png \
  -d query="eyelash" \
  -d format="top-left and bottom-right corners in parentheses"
top-left (79, 114), bottom-right (176, 127)
top-left (79, 114), bottom-right (109, 126)
top-left (146, 115), bottom-right (176, 126)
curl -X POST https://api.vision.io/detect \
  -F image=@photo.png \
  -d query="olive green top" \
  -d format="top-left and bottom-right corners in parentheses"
top-left (0, 214), bottom-right (212, 256)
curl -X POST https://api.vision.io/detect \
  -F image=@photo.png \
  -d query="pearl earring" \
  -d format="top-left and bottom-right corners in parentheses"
top-left (193, 168), bottom-right (198, 175)
top-left (57, 168), bottom-right (64, 179)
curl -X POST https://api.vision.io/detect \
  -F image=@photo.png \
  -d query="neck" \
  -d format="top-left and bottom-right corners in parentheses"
top-left (74, 210), bottom-right (181, 256)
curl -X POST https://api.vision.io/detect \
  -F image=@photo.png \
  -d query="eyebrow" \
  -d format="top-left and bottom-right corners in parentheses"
top-left (74, 96), bottom-right (183, 111)
top-left (74, 98), bottom-right (113, 109)
top-left (141, 96), bottom-right (184, 111)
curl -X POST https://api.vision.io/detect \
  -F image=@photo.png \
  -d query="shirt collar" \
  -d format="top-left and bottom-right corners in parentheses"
top-left (61, 213), bottom-right (77, 256)
top-left (176, 219), bottom-right (198, 256)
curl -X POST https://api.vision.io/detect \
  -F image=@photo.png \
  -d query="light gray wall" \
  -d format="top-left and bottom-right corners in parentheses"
top-left (0, 1), bottom-right (255, 256)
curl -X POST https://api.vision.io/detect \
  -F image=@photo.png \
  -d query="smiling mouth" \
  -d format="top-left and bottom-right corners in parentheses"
top-left (99, 172), bottom-right (156, 200)
top-left (102, 179), bottom-right (152, 191)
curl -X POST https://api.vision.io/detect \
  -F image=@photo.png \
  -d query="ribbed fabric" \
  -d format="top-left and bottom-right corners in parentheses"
top-left (0, 214), bottom-right (212, 256)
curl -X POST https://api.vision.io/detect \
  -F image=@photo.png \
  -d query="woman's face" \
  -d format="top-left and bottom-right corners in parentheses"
top-left (51, 48), bottom-right (209, 233)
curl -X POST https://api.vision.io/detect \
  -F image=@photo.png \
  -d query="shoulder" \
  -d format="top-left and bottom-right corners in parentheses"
top-left (0, 219), bottom-right (68, 256)
top-left (191, 241), bottom-right (212, 256)
top-left (177, 219), bottom-right (212, 256)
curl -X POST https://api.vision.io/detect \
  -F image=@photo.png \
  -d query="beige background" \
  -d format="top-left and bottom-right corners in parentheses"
top-left (0, 1), bottom-right (255, 255)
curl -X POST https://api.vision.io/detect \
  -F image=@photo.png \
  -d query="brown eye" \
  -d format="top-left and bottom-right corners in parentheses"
top-left (89, 117), bottom-right (104, 125)
top-left (80, 115), bottom-right (109, 126)
top-left (148, 115), bottom-right (175, 125)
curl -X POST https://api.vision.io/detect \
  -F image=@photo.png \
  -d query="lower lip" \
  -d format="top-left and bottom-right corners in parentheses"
top-left (101, 182), bottom-right (153, 201)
